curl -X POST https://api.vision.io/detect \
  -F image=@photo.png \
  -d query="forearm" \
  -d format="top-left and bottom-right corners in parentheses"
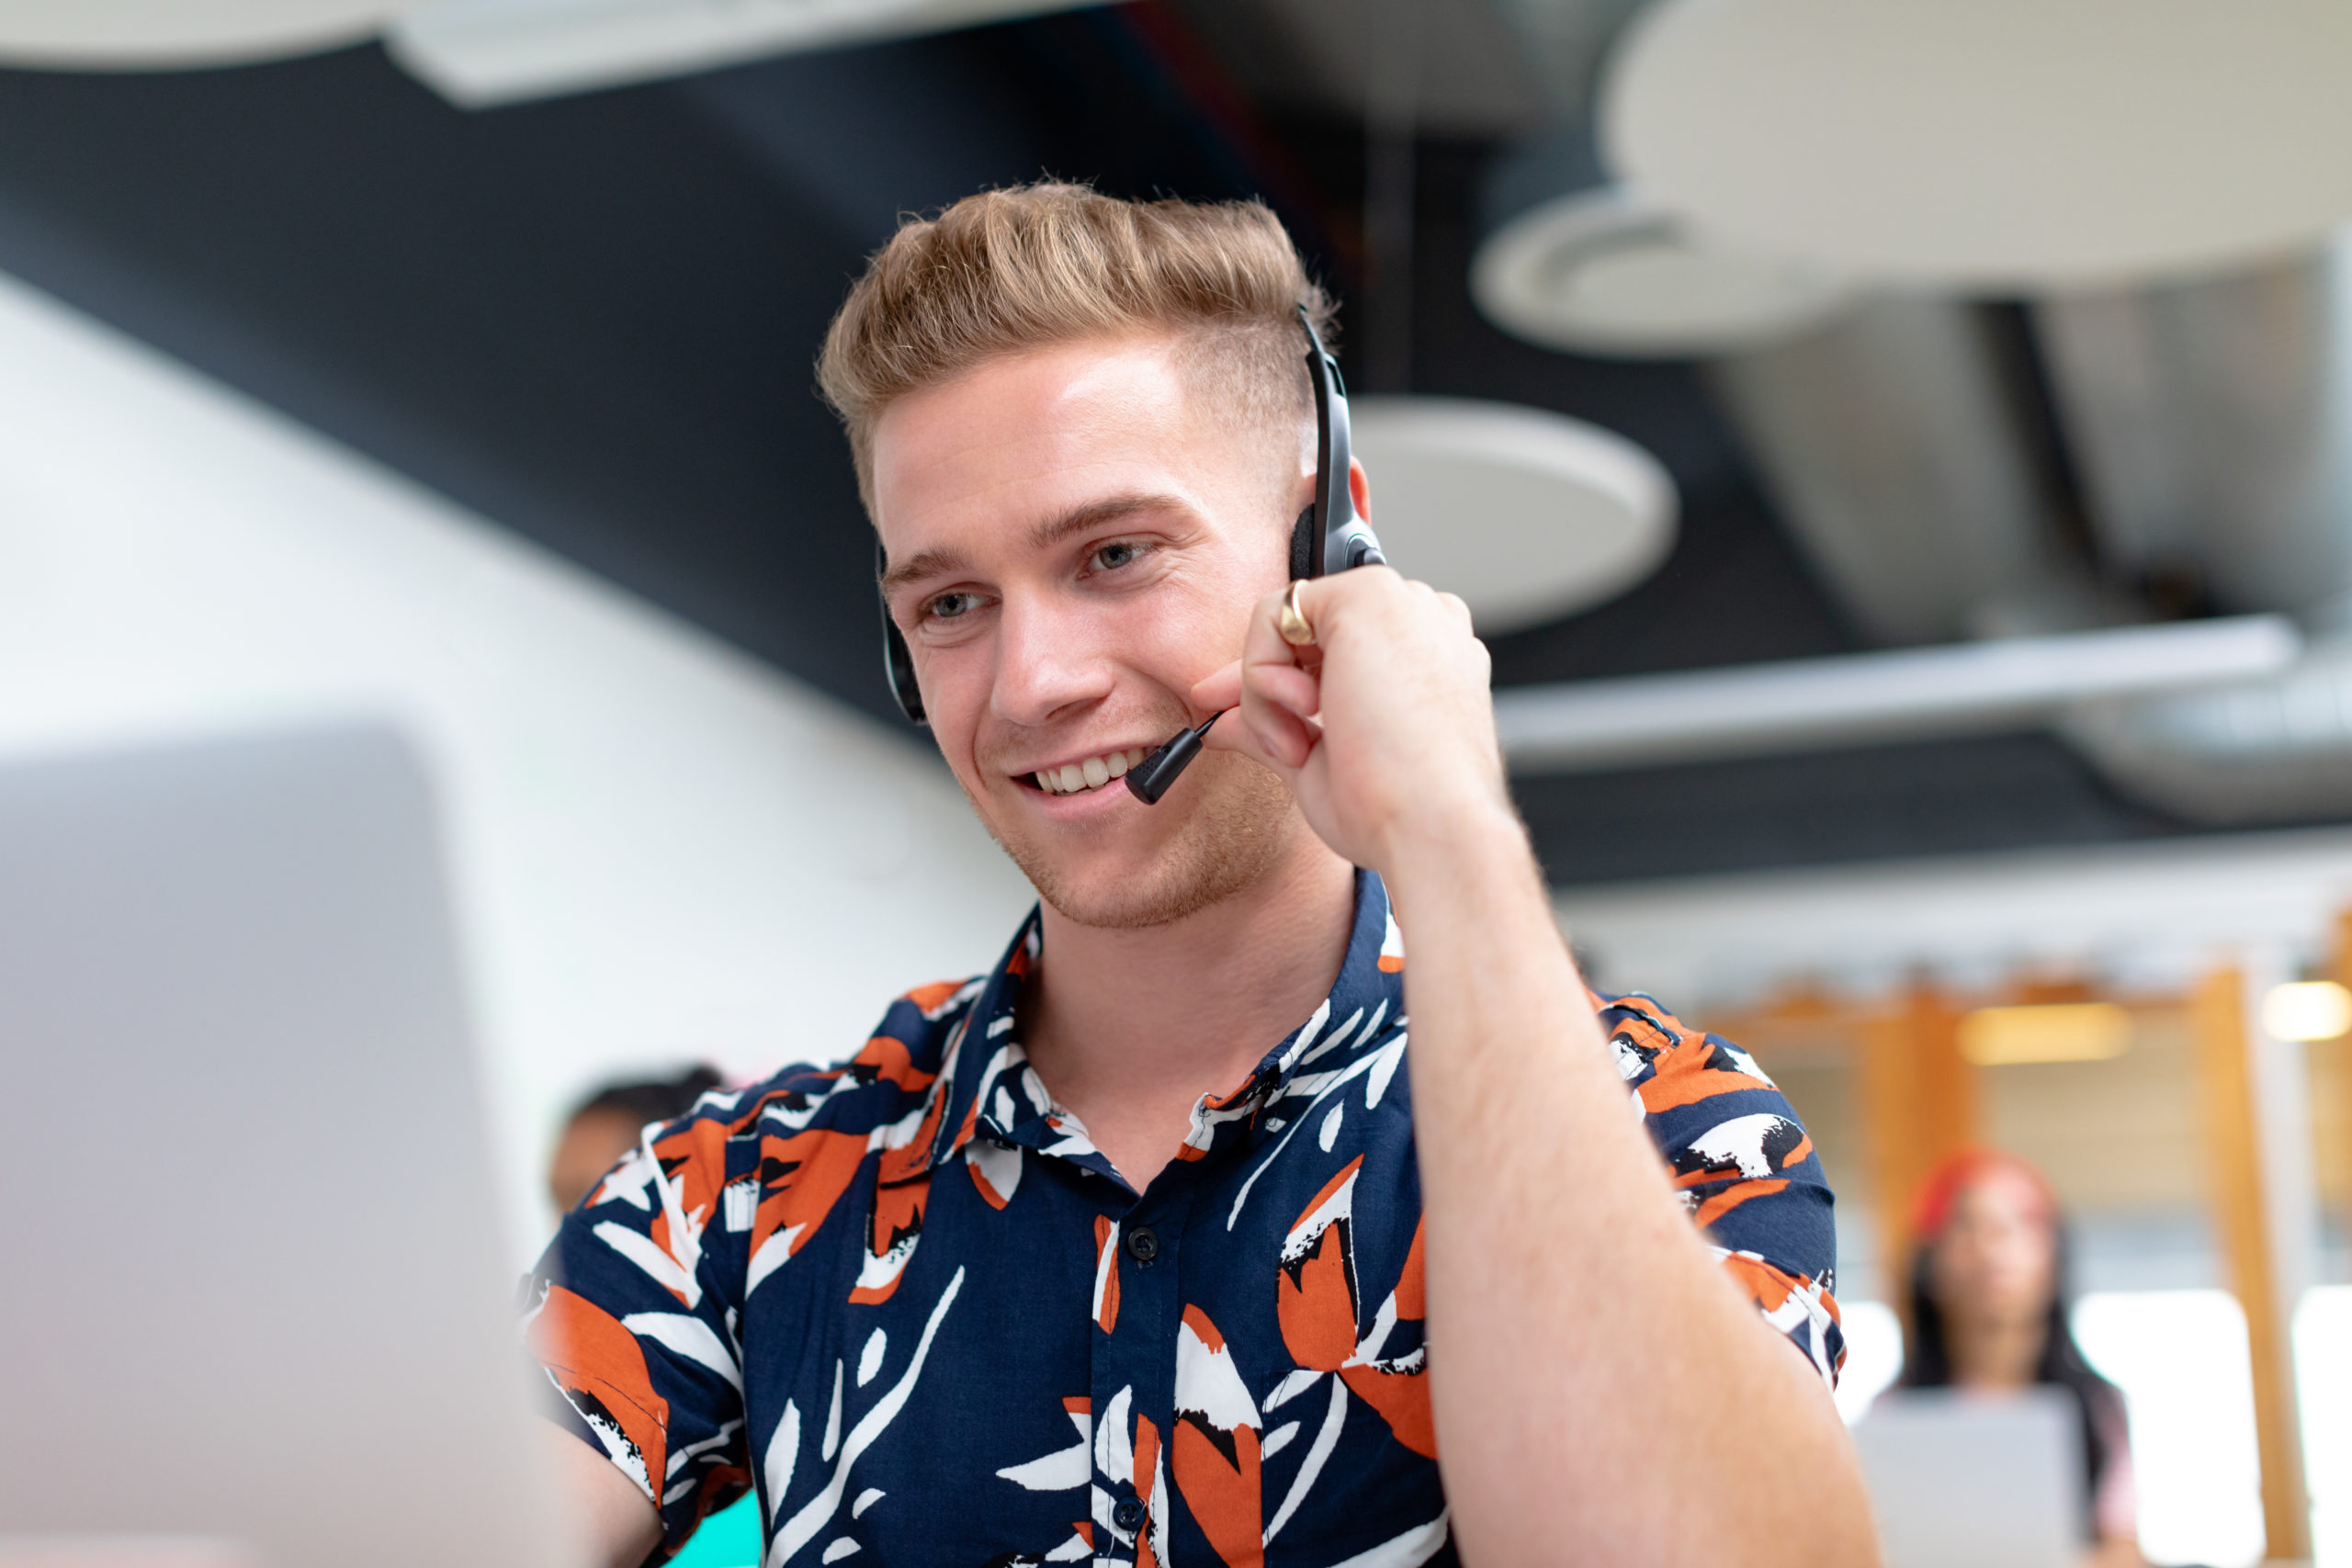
top-left (543, 1420), bottom-right (663, 1568)
top-left (1383, 811), bottom-right (1874, 1567)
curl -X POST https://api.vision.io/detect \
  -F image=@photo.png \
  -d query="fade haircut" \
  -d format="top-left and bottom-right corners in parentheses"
top-left (817, 182), bottom-right (1335, 516)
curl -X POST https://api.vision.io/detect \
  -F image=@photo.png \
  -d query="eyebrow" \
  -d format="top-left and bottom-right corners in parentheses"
top-left (877, 492), bottom-right (1190, 596)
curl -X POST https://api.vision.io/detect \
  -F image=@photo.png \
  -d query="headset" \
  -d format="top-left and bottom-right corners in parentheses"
top-left (877, 304), bottom-right (1385, 805)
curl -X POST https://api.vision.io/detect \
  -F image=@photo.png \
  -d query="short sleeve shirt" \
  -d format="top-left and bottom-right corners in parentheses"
top-left (522, 870), bottom-right (1843, 1567)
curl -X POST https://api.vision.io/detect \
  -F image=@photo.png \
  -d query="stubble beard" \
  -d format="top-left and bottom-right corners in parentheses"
top-left (973, 751), bottom-right (1302, 931)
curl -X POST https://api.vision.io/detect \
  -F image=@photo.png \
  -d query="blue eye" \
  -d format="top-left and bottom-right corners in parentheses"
top-left (925, 592), bottom-right (980, 621)
top-left (1094, 540), bottom-right (1141, 570)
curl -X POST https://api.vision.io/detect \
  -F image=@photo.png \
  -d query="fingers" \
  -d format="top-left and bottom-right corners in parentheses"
top-left (1234, 579), bottom-right (1339, 769)
top-left (1194, 569), bottom-right (1477, 777)
top-left (1192, 659), bottom-right (1243, 714)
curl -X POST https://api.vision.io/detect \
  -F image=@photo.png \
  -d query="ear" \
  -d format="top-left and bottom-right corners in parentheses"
top-left (1348, 457), bottom-right (1372, 523)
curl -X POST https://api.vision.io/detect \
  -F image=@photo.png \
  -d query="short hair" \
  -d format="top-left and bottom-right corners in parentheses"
top-left (567, 1064), bottom-right (725, 1130)
top-left (817, 182), bottom-right (1335, 516)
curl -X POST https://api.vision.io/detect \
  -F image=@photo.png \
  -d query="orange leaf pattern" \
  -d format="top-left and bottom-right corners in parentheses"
top-left (523, 874), bottom-right (1839, 1564)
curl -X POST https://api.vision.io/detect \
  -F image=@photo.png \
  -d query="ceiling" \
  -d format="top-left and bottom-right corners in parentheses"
top-left (0, 2), bottom-right (2212, 885)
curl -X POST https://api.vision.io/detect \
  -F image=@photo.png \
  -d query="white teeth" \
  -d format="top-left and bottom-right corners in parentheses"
top-left (1029, 749), bottom-right (1157, 795)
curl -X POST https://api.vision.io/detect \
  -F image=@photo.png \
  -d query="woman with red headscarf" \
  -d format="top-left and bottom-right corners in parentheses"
top-left (1899, 1149), bottom-right (2146, 1568)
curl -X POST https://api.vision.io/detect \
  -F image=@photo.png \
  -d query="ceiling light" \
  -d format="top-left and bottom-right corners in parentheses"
top-left (0, 1), bottom-right (396, 67)
top-left (1603, 0), bottom-right (2352, 289)
top-left (1957, 1002), bottom-right (2132, 1066)
top-left (2261, 979), bottom-right (2352, 1042)
top-left (388, 0), bottom-right (1105, 107)
top-left (1471, 184), bottom-right (1851, 359)
top-left (1346, 396), bottom-right (1675, 635)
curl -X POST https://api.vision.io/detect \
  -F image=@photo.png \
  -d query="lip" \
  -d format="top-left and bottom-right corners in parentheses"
top-left (1016, 774), bottom-right (1140, 817)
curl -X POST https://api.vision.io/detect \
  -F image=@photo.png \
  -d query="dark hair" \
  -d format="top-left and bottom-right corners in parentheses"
top-left (1900, 1222), bottom-right (2123, 1540)
top-left (568, 1065), bottom-right (726, 1131)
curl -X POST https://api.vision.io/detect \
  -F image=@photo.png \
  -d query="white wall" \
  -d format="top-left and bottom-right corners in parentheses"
top-left (0, 269), bottom-right (1033, 1254)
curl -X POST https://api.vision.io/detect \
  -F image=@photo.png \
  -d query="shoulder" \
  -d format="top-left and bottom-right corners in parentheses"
top-left (1590, 988), bottom-right (1815, 1168)
top-left (576, 975), bottom-right (988, 1208)
top-left (1593, 991), bottom-right (1779, 1101)
top-left (699, 975), bottom-right (989, 1139)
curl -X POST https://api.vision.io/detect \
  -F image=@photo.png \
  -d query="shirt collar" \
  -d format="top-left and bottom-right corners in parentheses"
top-left (922, 869), bottom-right (1408, 1178)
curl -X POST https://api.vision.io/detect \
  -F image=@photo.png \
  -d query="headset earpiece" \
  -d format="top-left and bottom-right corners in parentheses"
top-left (876, 541), bottom-right (926, 727)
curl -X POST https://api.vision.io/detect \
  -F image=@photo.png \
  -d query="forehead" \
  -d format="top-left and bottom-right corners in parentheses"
top-left (869, 334), bottom-right (1216, 552)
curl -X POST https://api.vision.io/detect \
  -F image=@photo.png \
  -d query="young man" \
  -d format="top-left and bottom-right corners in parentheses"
top-left (526, 185), bottom-right (1873, 1567)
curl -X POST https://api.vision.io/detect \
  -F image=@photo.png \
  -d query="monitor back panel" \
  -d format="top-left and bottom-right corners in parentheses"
top-left (1854, 1388), bottom-right (2082, 1568)
top-left (0, 726), bottom-right (564, 1568)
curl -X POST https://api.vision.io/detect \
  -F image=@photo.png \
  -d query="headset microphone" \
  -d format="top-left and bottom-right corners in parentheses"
top-left (874, 305), bottom-right (1384, 799)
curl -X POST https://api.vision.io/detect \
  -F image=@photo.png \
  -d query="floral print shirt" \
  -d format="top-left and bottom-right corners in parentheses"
top-left (523, 871), bottom-right (1842, 1567)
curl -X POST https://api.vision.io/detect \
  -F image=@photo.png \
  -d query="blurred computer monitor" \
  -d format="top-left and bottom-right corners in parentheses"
top-left (0, 725), bottom-right (567, 1568)
top-left (1852, 1387), bottom-right (2082, 1568)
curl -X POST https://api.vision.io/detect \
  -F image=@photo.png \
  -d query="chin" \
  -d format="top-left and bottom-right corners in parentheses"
top-left (981, 754), bottom-right (1300, 931)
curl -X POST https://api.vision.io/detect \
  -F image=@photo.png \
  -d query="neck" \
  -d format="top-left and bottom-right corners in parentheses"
top-left (1944, 1311), bottom-right (2048, 1390)
top-left (1020, 834), bottom-right (1356, 1185)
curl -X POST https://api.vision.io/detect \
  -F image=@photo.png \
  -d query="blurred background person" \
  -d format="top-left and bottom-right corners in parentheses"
top-left (1901, 1148), bottom-right (2148, 1568)
top-left (547, 1064), bottom-right (726, 1213)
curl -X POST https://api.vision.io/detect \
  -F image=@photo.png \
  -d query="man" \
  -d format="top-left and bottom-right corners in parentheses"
top-left (527, 185), bottom-right (1873, 1567)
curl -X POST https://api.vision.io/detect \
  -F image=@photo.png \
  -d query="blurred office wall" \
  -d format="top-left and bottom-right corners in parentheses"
top-left (1560, 846), bottom-right (2352, 1566)
top-left (0, 265), bottom-right (1033, 1251)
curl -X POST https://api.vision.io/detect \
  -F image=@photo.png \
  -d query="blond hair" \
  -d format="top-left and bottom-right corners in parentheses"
top-left (817, 182), bottom-right (1334, 515)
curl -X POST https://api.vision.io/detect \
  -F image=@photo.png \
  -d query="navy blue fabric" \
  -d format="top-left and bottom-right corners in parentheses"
top-left (523, 871), bottom-right (1842, 1566)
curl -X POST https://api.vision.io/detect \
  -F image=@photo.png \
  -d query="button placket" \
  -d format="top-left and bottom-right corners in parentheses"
top-left (1088, 1181), bottom-right (1192, 1565)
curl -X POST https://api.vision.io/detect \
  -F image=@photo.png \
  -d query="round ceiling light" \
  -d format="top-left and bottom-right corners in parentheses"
top-left (0, 2), bottom-right (397, 68)
top-left (1472, 184), bottom-right (1852, 358)
top-left (1350, 396), bottom-right (1677, 635)
top-left (1604, 0), bottom-right (2352, 289)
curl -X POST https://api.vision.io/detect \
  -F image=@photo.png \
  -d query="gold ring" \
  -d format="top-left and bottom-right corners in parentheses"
top-left (1277, 580), bottom-right (1317, 647)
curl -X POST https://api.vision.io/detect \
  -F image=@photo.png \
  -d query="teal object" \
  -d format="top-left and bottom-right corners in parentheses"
top-left (669, 1494), bottom-right (762, 1567)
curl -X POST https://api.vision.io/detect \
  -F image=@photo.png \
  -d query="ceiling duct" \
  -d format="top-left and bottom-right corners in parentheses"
top-left (1472, 134), bottom-right (2059, 649)
top-left (1705, 295), bottom-right (2068, 647)
top-left (2063, 641), bottom-right (2352, 825)
top-left (2036, 243), bottom-right (2352, 627)
top-left (1488, 230), bottom-right (2352, 827)
top-left (2040, 234), bottom-right (2352, 823)
top-left (1466, 1), bottom-right (2352, 826)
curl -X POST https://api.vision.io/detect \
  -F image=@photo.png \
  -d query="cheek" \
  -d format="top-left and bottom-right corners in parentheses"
top-left (933, 703), bottom-right (995, 791)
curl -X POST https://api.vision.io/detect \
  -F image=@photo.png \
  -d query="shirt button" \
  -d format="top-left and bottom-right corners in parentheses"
top-left (1113, 1495), bottom-right (1146, 1531)
top-left (1125, 1225), bottom-right (1160, 1265)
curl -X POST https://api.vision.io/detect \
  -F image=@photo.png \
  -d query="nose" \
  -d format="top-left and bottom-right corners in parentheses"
top-left (989, 586), bottom-right (1116, 731)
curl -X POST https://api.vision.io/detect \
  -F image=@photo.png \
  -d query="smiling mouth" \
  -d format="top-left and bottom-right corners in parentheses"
top-left (1025, 747), bottom-right (1152, 796)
